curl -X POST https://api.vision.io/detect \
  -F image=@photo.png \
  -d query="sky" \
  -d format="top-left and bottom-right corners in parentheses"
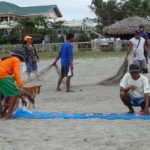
top-left (1, 0), bottom-right (97, 20)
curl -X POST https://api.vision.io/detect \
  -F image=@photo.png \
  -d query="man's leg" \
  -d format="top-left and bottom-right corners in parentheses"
top-left (0, 92), bottom-right (3, 118)
top-left (133, 60), bottom-right (141, 72)
top-left (141, 97), bottom-right (150, 111)
top-left (56, 76), bottom-right (64, 91)
top-left (7, 95), bottom-right (19, 118)
top-left (66, 76), bottom-right (74, 92)
top-left (141, 59), bottom-right (148, 73)
top-left (120, 91), bottom-right (134, 113)
top-left (27, 72), bottom-right (31, 80)
top-left (144, 51), bottom-right (148, 64)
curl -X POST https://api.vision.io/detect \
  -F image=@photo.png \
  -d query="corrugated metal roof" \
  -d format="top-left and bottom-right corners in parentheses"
top-left (0, 1), bottom-right (62, 17)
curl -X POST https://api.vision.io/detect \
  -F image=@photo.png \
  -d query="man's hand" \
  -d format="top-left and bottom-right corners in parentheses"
top-left (144, 107), bottom-right (149, 115)
top-left (125, 55), bottom-right (128, 60)
top-left (129, 85), bottom-right (137, 91)
top-left (52, 61), bottom-right (57, 66)
top-left (70, 64), bottom-right (73, 70)
top-left (148, 53), bottom-right (150, 59)
top-left (19, 87), bottom-right (25, 95)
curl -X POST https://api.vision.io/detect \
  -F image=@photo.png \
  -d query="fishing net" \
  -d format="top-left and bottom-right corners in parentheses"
top-left (99, 59), bottom-right (128, 85)
top-left (23, 59), bottom-right (128, 86)
top-left (23, 64), bottom-right (66, 85)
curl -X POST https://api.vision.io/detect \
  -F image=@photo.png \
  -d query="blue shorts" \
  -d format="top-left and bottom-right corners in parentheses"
top-left (130, 95), bottom-right (145, 107)
top-left (26, 56), bottom-right (38, 73)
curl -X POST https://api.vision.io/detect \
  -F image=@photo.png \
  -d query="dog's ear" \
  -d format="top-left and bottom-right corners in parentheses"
top-left (39, 85), bottom-right (42, 87)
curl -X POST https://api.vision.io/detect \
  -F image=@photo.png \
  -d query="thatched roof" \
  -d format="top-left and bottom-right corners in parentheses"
top-left (103, 16), bottom-right (150, 36)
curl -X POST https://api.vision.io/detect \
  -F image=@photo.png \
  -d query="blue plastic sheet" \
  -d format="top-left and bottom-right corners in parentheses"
top-left (13, 108), bottom-right (150, 120)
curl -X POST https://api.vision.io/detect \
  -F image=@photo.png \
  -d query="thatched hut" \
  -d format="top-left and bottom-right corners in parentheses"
top-left (103, 16), bottom-right (150, 39)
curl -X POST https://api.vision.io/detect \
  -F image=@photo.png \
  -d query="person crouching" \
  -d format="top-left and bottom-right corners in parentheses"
top-left (120, 64), bottom-right (150, 115)
top-left (0, 50), bottom-right (26, 119)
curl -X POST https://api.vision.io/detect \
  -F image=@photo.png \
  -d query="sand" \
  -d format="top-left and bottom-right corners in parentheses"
top-left (0, 56), bottom-right (150, 150)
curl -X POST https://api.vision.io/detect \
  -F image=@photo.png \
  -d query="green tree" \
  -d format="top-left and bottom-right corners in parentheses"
top-left (90, 0), bottom-right (150, 28)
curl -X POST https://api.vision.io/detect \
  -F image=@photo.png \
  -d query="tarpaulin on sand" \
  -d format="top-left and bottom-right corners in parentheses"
top-left (13, 108), bottom-right (150, 120)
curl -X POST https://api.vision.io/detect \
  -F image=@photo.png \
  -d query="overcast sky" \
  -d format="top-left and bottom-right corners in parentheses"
top-left (1, 0), bottom-right (97, 20)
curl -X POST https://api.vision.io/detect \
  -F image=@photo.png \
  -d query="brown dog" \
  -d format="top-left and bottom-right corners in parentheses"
top-left (22, 85), bottom-right (41, 108)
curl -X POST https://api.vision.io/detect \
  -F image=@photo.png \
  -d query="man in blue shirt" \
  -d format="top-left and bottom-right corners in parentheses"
top-left (53, 33), bottom-right (74, 92)
top-left (139, 24), bottom-right (150, 73)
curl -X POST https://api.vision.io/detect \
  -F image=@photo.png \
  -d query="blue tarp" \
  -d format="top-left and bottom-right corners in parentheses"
top-left (13, 108), bottom-right (150, 120)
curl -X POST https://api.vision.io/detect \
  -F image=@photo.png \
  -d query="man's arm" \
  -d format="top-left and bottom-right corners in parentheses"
top-left (68, 45), bottom-right (73, 69)
top-left (144, 44), bottom-right (150, 58)
top-left (53, 54), bottom-right (61, 66)
top-left (120, 86), bottom-right (136, 92)
top-left (145, 40), bottom-right (150, 47)
top-left (125, 42), bottom-right (132, 60)
top-left (69, 58), bottom-right (73, 70)
top-left (144, 93), bottom-right (149, 115)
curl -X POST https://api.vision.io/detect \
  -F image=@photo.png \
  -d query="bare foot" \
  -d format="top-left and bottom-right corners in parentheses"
top-left (56, 88), bottom-right (61, 91)
top-left (128, 108), bottom-right (135, 114)
top-left (5, 115), bottom-right (14, 120)
top-left (66, 90), bottom-right (74, 93)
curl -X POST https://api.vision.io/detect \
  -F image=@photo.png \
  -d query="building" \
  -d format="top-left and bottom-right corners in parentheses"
top-left (0, 1), bottom-right (62, 35)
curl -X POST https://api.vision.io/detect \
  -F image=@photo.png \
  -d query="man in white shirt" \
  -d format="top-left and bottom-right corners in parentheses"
top-left (125, 30), bottom-right (150, 73)
top-left (120, 64), bottom-right (150, 115)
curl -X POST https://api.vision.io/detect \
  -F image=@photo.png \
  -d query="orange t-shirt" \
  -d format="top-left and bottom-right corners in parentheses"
top-left (0, 57), bottom-right (23, 87)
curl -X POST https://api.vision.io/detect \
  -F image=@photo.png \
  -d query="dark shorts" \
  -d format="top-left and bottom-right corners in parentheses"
top-left (61, 66), bottom-right (73, 77)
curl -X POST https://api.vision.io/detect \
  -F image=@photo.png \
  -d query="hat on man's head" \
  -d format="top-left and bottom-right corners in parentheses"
top-left (139, 24), bottom-right (145, 31)
top-left (129, 64), bottom-right (140, 73)
top-left (134, 29), bottom-right (141, 35)
top-left (11, 50), bottom-right (25, 61)
top-left (24, 36), bottom-right (32, 41)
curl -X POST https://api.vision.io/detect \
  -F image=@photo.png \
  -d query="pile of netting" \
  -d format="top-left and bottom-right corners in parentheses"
top-left (99, 59), bottom-right (128, 85)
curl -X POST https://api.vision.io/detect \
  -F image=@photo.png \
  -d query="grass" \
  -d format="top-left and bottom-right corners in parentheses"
top-left (0, 50), bottom-right (126, 60)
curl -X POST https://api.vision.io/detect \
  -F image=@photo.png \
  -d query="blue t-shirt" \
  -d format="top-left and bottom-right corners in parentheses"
top-left (141, 31), bottom-right (149, 47)
top-left (59, 42), bottom-right (73, 67)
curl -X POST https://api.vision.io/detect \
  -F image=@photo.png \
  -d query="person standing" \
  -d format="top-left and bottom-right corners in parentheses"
top-left (53, 33), bottom-right (74, 92)
top-left (139, 24), bottom-right (150, 72)
top-left (125, 30), bottom-right (150, 73)
top-left (22, 36), bottom-right (39, 80)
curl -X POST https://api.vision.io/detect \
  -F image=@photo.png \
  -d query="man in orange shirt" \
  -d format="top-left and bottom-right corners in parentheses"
top-left (0, 50), bottom-right (26, 118)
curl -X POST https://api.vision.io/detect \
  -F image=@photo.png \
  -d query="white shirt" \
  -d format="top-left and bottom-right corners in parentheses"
top-left (120, 73), bottom-right (150, 98)
top-left (130, 37), bottom-right (145, 60)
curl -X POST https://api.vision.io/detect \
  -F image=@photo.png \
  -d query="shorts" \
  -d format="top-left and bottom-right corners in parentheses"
top-left (133, 59), bottom-right (147, 69)
top-left (61, 66), bottom-right (73, 77)
top-left (0, 76), bottom-right (20, 98)
top-left (130, 94), bottom-right (145, 107)
top-left (26, 56), bottom-right (38, 73)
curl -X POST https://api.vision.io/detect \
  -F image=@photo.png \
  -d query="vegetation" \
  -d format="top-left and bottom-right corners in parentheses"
top-left (90, 0), bottom-right (150, 27)
top-left (0, 51), bottom-right (126, 60)
top-left (0, 16), bottom-right (50, 44)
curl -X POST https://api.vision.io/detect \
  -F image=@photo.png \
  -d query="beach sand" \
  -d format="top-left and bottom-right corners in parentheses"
top-left (1, 57), bottom-right (150, 150)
